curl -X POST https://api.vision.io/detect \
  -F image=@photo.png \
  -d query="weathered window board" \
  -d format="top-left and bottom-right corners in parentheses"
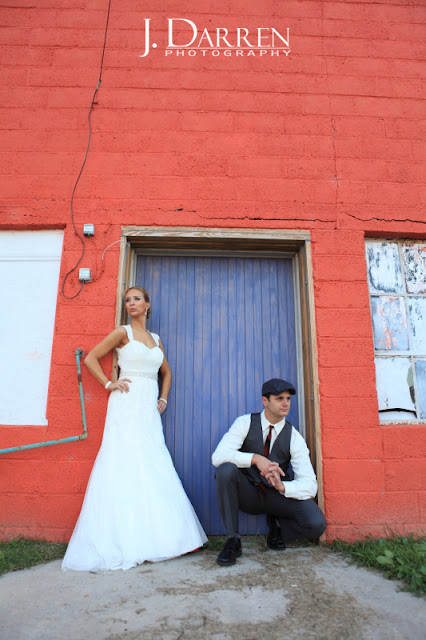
top-left (366, 240), bottom-right (426, 422)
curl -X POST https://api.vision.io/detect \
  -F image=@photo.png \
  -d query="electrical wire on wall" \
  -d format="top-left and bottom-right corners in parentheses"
top-left (92, 238), bottom-right (123, 284)
top-left (62, 0), bottom-right (113, 299)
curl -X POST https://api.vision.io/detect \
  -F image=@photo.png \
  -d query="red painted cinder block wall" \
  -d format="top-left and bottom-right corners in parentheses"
top-left (0, 0), bottom-right (425, 542)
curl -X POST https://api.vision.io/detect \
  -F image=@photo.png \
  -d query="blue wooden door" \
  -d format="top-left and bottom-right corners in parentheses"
top-left (136, 255), bottom-right (298, 534)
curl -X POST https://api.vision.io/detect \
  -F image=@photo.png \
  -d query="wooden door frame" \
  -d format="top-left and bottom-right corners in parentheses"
top-left (115, 226), bottom-right (323, 511)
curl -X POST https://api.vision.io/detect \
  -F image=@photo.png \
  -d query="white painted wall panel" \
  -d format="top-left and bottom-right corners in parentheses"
top-left (0, 231), bottom-right (64, 425)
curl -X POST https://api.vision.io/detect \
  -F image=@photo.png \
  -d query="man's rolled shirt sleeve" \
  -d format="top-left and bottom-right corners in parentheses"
top-left (211, 415), bottom-right (253, 468)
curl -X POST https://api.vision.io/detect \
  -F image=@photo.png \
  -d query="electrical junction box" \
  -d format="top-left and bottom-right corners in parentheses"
top-left (83, 224), bottom-right (95, 237)
top-left (79, 268), bottom-right (92, 282)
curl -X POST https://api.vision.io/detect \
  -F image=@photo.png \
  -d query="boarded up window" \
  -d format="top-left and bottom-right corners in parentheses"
top-left (0, 230), bottom-right (63, 425)
top-left (366, 240), bottom-right (426, 422)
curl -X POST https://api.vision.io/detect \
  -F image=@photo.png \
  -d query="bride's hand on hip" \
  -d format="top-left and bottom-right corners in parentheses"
top-left (109, 379), bottom-right (132, 393)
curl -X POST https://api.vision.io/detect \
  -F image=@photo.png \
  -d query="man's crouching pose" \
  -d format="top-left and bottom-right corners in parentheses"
top-left (212, 378), bottom-right (326, 566)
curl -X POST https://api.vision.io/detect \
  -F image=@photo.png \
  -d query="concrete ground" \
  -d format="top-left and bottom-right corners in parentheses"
top-left (1, 541), bottom-right (425, 640)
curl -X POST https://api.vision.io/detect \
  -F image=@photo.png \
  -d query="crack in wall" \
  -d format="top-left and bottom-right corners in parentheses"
top-left (344, 212), bottom-right (426, 225)
top-left (198, 215), bottom-right (337, 224)
top-left (320, 2), bottom-right (340, 210)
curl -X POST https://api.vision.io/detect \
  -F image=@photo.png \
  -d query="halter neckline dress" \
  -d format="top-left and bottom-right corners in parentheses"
top-left (62, 325), bottom-right (207, 571)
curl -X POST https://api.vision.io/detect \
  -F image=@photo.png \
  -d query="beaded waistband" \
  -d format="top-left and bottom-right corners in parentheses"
top-left (119, 371), bottom-right (158, 380)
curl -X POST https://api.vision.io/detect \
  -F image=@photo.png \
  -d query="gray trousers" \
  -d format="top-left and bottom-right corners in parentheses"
top-left (215, 462), bottom-right (327, 540)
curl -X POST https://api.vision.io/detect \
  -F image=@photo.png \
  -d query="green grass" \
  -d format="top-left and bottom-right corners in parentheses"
top-left (2, 534), bottom-right (425, 596)
top-left (206, 533), bottom-right (269, 551)
top-left (0, 538), bottom-right (67, 576)
top-left (205, 536), bottom-right (226, 551)
top-left (329, 535), bottom-right (426, 595)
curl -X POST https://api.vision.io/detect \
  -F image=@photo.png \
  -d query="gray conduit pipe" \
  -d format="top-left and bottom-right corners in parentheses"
top-left (0, 349), bottom-right (88, 455)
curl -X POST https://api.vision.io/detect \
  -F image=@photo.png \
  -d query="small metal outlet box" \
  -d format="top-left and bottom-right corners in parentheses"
top-left (79, 268), bottom-right (92, 282)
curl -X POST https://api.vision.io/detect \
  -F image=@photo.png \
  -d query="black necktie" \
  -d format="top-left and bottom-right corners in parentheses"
top-left (264, 425), bottom-right (274, 457)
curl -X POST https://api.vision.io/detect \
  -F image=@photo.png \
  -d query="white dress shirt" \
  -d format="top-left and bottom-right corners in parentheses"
top-left (212, 410), bottom-right (318, 500)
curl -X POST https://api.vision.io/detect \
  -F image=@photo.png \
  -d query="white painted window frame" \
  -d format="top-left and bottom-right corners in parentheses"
top-left (366, 239), bottom-right (426, 424)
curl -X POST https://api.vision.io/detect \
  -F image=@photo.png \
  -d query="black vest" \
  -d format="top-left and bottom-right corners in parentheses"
top-left (240, 413), bottom-right (292, 487)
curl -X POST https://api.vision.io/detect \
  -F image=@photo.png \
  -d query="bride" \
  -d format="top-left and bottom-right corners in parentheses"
top-left (62, 286), bottom-right (207, 571)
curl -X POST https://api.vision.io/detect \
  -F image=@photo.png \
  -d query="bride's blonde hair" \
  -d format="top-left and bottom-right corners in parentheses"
top-left (124, 286), bottom-right (151, 318)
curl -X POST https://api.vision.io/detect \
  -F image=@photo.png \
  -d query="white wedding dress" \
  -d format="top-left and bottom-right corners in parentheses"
top-left (62, 325), bottom-right (207, 571)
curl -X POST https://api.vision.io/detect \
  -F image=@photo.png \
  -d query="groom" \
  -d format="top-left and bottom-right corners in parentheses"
top-left (212, 378), bottom-right (326, 566)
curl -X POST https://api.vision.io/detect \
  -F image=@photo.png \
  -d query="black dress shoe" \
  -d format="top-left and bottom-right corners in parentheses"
top-left (216, 536), bottom-right (242, 566)
top-left (266, 517), bottom-right (286, 551)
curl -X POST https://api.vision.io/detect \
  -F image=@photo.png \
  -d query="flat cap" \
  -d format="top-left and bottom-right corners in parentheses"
top-left (262, 378), bottom-right (296, 396)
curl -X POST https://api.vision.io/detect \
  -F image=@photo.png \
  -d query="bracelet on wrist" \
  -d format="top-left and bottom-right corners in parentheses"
top-left (159, 397), bottom-right (168, 404)
top-left (105, 381), bottom-right (112, 390)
